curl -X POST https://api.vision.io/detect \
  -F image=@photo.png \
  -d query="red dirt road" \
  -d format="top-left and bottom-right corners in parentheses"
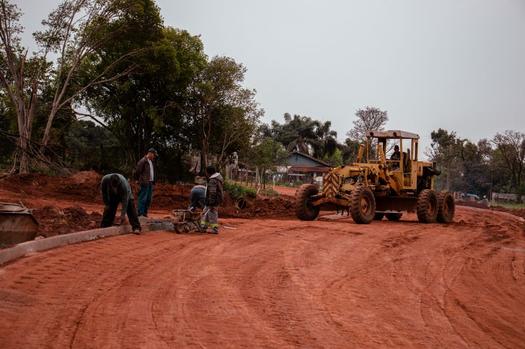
top-left (1, 207), bottom-right (525, 348)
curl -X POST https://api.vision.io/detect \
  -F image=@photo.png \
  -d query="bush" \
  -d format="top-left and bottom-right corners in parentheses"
top-left (224, 181), bottom-right (257, 200)
top-left (259, 188), bottom-right (279, 197)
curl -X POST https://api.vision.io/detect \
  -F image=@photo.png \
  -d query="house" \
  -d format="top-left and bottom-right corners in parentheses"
top-left (274, 151), bottom-right (332, 184)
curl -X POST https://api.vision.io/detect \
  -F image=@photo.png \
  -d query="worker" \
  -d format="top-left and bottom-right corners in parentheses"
top-left (391, 145), bottom-right (401, 161)
top-left (200, 165), bottom-right (224, 234)
top-left (189, 176), bottom-right (206, 211)
top-left (100, 173), bottom-right (141, 234)
top-left (390, 145), bottom-right (401, 170)
top-left (134, 148), bottom-right (157, 217)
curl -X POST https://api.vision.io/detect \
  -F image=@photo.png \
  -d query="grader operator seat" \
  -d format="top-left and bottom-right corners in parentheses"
top-left (404, 148), bottom-right (411, 174)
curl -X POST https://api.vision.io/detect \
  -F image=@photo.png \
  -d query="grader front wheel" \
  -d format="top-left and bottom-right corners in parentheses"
top-left (295, 184), bottom-right (320, 221)
top-left (350, 186), bottom-right (376, 224)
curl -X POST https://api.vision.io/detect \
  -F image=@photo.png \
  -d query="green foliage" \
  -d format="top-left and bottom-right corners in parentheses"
top-left (429, 128), bottom-right (525, 197)
top-left (249, 137), bottom-right (288, 169)
top-left (266, 113), bottom-right (337, 158)
top-left (186, 56), bottom-right (263, 171)
top-left (80, 0), bottom-right (207, 168)
top-left (224, 181), bottom-right (257, 200)
top-left (259, 187), bottom-right (279, 197)
top-left (64, 120), bottom-right (122, 172)
top-left (323, 148), bottom-right (343, 167)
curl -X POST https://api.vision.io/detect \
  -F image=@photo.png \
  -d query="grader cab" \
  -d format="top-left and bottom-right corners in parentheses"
top-left (295, 130), bottom-right (455, 224)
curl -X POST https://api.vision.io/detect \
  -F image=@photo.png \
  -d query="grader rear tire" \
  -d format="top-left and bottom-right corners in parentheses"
top-left (386, 212), bottom-right (402, 221)
top-left (350, 186), bottom-right (376, 224)
top-left (437, 192), bottom-right (455, 223)
top-left (417, 189), bottom-right (438, 223)
top-left (295, 184), bottom-right (320, 221)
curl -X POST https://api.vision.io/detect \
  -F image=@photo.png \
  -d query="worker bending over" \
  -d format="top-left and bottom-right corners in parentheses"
top-left (100, 173), bottom-right (141, 234)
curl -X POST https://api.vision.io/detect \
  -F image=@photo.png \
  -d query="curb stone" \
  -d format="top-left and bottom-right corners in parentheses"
top-left (0, 219), bottom-right (173, 266)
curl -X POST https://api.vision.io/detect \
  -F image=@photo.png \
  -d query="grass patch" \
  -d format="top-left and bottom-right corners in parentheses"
top-left (224, 181), bottom-right (257, 200)
top-left (493, 202), bottom-right (525, 209)
top-left (259, 188), bottom-right (279, 197)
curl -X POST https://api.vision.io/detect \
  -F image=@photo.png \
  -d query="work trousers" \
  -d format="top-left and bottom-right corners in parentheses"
top-left (138, 182), bottom-right (154, 216)
top-left (101, 198), bottom-right (141, 230)
top-left (201, 206), bottom-right (219, 228)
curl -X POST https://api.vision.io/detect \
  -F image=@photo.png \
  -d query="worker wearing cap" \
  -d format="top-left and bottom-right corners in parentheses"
top-left (134, 148), bottom-right (158, 217)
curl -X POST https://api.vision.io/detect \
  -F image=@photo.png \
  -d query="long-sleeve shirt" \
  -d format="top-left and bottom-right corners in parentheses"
top-left (101, 173), bottom-right (132, 217)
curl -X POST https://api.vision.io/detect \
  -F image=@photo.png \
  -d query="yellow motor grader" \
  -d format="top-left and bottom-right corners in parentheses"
top-left (295, 130), bottom-right (455, 224)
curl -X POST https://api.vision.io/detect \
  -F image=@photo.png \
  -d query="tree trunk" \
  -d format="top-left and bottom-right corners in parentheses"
top-left (18, 139), bottom-right (29, 174)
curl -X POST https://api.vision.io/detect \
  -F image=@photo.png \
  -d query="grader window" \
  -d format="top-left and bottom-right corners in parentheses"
top-left (386, 139), bottom-right (401, 170)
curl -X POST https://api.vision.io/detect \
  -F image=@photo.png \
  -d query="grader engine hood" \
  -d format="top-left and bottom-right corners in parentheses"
top-left (322, 164), bottom-right (380, 198)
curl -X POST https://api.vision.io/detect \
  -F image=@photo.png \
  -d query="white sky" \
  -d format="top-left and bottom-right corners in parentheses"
top-left (14, 0), bottom-right (525, 157)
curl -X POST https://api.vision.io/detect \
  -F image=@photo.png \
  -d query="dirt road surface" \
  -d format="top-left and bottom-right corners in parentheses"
top-left (1, 207), bottom-right (524, 348)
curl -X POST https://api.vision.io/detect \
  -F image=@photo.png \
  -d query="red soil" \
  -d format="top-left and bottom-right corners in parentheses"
top-left (0, 171), bottom-right (294, 237)
top-left (0, 208), bottom-right (524, 348)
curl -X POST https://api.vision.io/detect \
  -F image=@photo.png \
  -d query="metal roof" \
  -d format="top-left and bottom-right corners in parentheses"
top-left (289, 151), bottom-right (331, 167)
top-left (366, 130), bottom-right (419, 139)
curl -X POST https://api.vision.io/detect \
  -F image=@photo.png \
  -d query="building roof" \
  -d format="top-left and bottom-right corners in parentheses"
top-left (366, 130), bottom-right (419, 139)
top-left (288, 151), bottom-right (331, 168)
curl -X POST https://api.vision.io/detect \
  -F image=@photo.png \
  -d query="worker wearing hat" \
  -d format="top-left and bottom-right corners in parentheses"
top-left (134, 148), bottom-right (158, 217)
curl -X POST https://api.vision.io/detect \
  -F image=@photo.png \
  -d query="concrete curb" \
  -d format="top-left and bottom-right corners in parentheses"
top-left (0, 220), bottom-right (173, 266)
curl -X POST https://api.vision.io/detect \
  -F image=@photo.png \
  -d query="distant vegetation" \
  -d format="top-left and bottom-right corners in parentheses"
top-left (0, 0), bottom-right (523, 201)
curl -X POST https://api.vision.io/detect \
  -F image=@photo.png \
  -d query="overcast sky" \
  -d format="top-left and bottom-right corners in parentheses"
top-left (14, 0), bottom-right (525, 155)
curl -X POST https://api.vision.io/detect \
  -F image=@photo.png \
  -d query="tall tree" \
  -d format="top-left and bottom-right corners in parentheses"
top-left (492, 130), bottom-right (525, 194)
top-left (347, 106), bottom-right (388, 142)
top-left (0, 0), bottom-right (141, 173)
top-left (429, 128), bottom-right (464, 191)
top-left (270, 114), bottom-right (330, 156)
top-left (186, 56), bottom-right (262, 172)
top-left (82, 2), bottom-right (207, 165)
top-left (0, 0), bottom-right (47, 173)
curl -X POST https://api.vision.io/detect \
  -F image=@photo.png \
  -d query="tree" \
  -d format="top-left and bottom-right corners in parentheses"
top-left (0, 0), bottom-right (47, 173)
top-left (429, 128), bottom-right (464, 191)
top-left (249, 137), bottom-right (288, 188)
top-left (186, 56), bottom-right (262, 172)
top-left (269, 113), bottom-right (337, 158)
top-left (36, 0), bottom-right (143, 148)
top-left (347, 106), bottom-right (388, 142)
top-left (492, 130), bottom-right (525, 196)
top-left (212, 100), bottom-right (262, 169)
top-left (0, 0), bottom-right (142, 173)
top-left (82, 2), bottom-right (207, 165)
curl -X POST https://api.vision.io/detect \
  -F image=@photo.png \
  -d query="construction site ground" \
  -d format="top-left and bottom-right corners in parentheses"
top-left (1, 172), bottom-right (525, 348)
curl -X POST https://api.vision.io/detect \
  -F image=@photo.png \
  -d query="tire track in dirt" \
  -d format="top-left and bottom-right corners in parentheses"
top-left (0, 208), bottom-right (524, 348)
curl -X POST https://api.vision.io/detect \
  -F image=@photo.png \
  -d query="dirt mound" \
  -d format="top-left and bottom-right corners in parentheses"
top-left (32, 205), bottom-right (101, 237)
top-left (70, 170), bottom-right (102, 185)
top-left (0, 172), bottom-right (101, 202)
top-left (148, 183), bottom-right (192, 209)
top-left (1, 172), bottom-right (295, 237)
top-left (221, 196), bottom-right (294, 218)
top-left (148, 183), bottom-right (294, 219)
